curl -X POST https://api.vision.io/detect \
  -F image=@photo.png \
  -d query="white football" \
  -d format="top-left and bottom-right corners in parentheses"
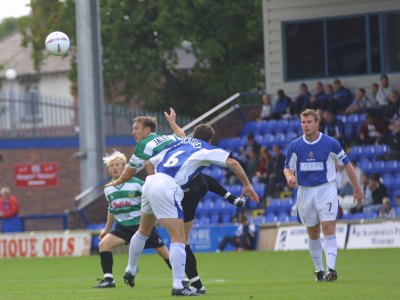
top-left (45, 31), bottom-right (70, 56)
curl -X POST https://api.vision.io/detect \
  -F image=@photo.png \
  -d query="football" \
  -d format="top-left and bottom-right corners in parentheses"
top-left (45, 31), bottom-right (70, 56)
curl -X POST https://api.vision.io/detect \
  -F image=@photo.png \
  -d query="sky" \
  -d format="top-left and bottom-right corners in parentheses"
top-left (0, 0), bottom-right (31, 22)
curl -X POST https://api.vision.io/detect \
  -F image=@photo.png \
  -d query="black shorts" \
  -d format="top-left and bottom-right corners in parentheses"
top-left (110, 223), bottom-right (165, 249)
top-left (182, 173), bottom-right (209, 222)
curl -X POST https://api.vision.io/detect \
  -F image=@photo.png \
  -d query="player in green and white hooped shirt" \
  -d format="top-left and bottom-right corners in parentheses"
top-left (107, 116), bottom-right (179, 187)
top-left (94, 150), bottom-right (171, 288)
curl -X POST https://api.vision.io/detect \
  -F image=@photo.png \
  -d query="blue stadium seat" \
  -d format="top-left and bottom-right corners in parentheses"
top-left (337, 114), bottom-right (346, 123)
top-left (210, 214), bottom-right (220, 224)
top-left (371, 160), bottom-right (386, 174)
top-left (256, 121), bottom-right (269, 135)
top-left (221, 214), bottom-right (231, 224)
top-left (266, 199), bottom-right (281, 214)
top-left (375, 144), bottom-right (390, 156)
top-left (276, 119), bottom-right (289, 133)
top-left (261, 133), bottom-right (275, 147)
top-left (265, 214), bottom-right (277, 223)
top-left (273, 133), bottom-right (286, 147)
top-left (382, 174), bottom-right (394, 190)
top-left (385, 160), bottom-right (399, 173)
top-left (241, 122), bottom-right (257, 135)
top-left (363, 145), bottom-right (376, 158)
top-left (229, 137), bottom-right (243, 152)
top-left (346, 114), bottom-right (359, 126)
top-left (280, 198), bottom-right (293, 214)
top-left (199, 216), bottom-right (210, 225)
top-left (285, 131), bottom-right (298, 143)
top-left (348, 146), bottom-right (363, 161)
top-left (278, 212), bottom-right (289, 223)
top-left (218, 138), bottom-right (230, 149)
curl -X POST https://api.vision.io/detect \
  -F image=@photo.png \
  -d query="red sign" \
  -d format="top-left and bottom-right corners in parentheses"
top-left (14, 163), bottom-right (58, 188)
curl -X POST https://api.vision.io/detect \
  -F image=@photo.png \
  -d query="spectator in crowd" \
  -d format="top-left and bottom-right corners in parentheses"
top-left (268, 89), bottom-right (292, 120)
top-left (216, 216), bottom-right (256, 252)
top-left (370, 83), bottom-right (380, 104)
top-left (378, 197), bottom-right (396, 219)
top-left (322, 110), bottom-right (345, 147)
top-left (345, 88), bottom-right (378, 114)
top-left (290, 83), bottom-right (311, 116)
top-left (240, 133), bottom-right (261, 159)
top-left (336, 161), bottom-right (363, 197)
top-left (253, 146), bottom-right (272, 184)
top-left (0, 187), bottom-right (20, 219)
top-left (384, 91), bottom-right (400, 120)
top-left (266, 145), bottom-right (286, 198)
top-left (244, 149), bottom-right (259, 181)
top-left (377, 118), bottom-right (400, 160)
top-left (350, 173), bottom-right (372, 214)
top-left (259, 94), bottom-right (273, 120)
top-left (363, 174), bottom-right (389, 214)
top-left (357, 113), bottom-right (389, 145)
top-left (376, 74), bottom-right (392, 106)
top-left (314, 81), bottom-right (326, 103)
top-left (332, 79), bottom-right (353, 113)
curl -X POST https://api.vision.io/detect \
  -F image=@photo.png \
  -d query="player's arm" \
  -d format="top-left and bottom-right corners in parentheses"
top-left (144, 160), bottom-right (155, 175)
top-left (225, 157), bottom-right (259, 203)
top-left (99, 213), bottom-right (114, 240)
top-left (344, 162), bottom-right (364, 207)
top-left (105, 167), bottom-right (136, 187)
top-left (284, 168), bottom-right (298, 188)
top-left (164, 107), bottom-right (186, 138)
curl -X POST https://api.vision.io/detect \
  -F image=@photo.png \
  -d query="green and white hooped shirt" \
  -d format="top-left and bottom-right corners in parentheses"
top-left (104, 177), bottom-right (144, 227)
top-left (128, 133), bottom-right (180, 169)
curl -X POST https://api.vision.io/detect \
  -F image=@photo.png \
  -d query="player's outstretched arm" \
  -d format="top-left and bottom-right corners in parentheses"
top-left (164, 107), bottom-right (186, 138)
top-left (105, 167), bottom-right (136, 187)
top-left (226, 158), bottom-right (259, 202)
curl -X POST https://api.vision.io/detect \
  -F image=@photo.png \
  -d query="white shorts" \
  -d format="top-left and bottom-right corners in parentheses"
top-left (141, 173), bottom-right (184, 219)
top-left (296, 181), bottom-right (339, 227)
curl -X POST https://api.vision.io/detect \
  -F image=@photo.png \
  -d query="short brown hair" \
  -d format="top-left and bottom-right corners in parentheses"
top-left (300, 109), bottom-right (320, 122)
top-left (192, 124), bottom-right (215, 142)
top-left (133, 116), bottom-right (157, 132)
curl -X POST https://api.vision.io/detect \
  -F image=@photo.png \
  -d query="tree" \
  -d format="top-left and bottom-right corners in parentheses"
top-left (19, 0), bottom-right (265, 117)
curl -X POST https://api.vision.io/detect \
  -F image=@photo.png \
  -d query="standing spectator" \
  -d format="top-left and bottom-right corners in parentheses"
top-left (0, 187), bottom-right (20, 219)
top-left (266, 145), bottom-right (286, 198)
top-left (290, 83), bottom-right (311, 116)
top-left (268, 89), bottom-right (292, 120)
top-left (0, 187), bottom-right (21, 233)
top-left (376, 74), bottom-right (392, 106)
top-left (378, 197), bottom-right (396, 219)
top-left (345, 88), bottom-right (378, 114)
top-left (216, 216), bottom-right (256, 252)
top-left (357, 113), bottom-right (389, 145)
top-left (332, 79), bottom-right (353, 113)
top-left (284, 109), bottom-right (363, 282)
top-left (259, 94), bottom-right (273, 120)
top-left (322, 110), bottom-right (345, 148)
top-left (370, 83), bottom-right (380, 104)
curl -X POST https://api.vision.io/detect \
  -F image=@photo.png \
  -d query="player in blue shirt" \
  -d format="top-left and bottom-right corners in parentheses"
top-left (124, 124), bottom-right (259, 296)
top-left (284, 109), bottom-right (363, 282)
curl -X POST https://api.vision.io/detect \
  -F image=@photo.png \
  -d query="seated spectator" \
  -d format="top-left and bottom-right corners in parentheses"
top-left (351, 173), bottom-right (372, 214)
top-left (268, 89), bottom-right (292, 120)
top-left (363, 174), bottom-right (389, 214)
top-left (332, 79), bottom-right (353, 113)
top-left (253, 146), bottom-right (272, 184)
top-left (244, 149), bottom-right (259, 181)
top-left (357, 113), bottom-right (389, 145)
top-left (0, 187), bottom-right (20, 219)
top-left (377, 118), bottom-right (400, 160)
top-left (217, 216), bottom-right (256, 252)
top-left (259, 94), bottom-right (273, 120)
top-left (376, 74), bottom-right (392, 106)
top-left (370, 82), bottom-right (379, 104)
top-left (322, 110), bottom-right (345, 147)
top-left (315, 81), bottom-right (331, 110)
top-left (378, 197), bottom-right (396, 219)
top-left (336, 164), bottom-right (353, 196)
top-left (240, 133), bottom-right (261, 160)
top-left (290, 83), bottom-right (310, 116)
top-left (266, 145), bottom-right (286, 198)
top-left (345, 88), bottom-right (378, 114)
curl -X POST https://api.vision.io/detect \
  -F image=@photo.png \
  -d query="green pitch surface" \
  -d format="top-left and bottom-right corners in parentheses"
top-left (0, 249), bottom-right (398, 299)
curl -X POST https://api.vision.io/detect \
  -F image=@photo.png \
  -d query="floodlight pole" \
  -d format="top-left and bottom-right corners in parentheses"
top-left (75, 0), bottom-right (105, 191)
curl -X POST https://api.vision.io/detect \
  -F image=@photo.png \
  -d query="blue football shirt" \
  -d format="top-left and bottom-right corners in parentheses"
top-left (284, 133), bottom-right (350, 187)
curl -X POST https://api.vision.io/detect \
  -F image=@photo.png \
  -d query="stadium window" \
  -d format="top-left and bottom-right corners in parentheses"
top-left (284, 21), bottom-right (325, 80)
top-left (283, 11), bottom-right (400, 81)
top-left (382, 13), bottom-right (400, 72)
top-left (327, 17), bottom-right (367, 76)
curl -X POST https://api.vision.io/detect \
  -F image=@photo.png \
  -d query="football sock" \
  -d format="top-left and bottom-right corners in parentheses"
top-left (185, 244), bottom-right (203, 289)
top-left (164, 258), bottom-right (172, 269)
top-left (324, 235), bottom-right (337, 270)
top-left (126, 232), bottom-right (148, 275)
top-left (170, 242), bottom-right (186, 289)
top-left (100, 251), bottom-right (113, 277)
top-left (224, 192), bottom-right (238, 205)
top-left (308, 238), bottom-right (324, 272)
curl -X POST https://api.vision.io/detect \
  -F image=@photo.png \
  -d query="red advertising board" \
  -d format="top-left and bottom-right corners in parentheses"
top-left (14, 163), bottom-right (58, 188)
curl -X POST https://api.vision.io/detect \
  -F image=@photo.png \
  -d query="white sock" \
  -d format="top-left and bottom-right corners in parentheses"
top-left (126, 232), bottom-right (148, 275)
top-left (324, 235), bottom-right (337, 270)
top-left (170, 242), bottom-right (186, 289)
top-left (308, 238), bottom-right (324, 272)
top-left (223, 192), bottom-right (231, 199)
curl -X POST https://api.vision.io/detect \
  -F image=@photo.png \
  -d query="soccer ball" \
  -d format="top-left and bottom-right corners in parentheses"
top-left (45, 31), bottom-right (70, 56)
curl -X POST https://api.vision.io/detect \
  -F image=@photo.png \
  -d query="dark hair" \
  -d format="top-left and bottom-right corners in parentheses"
top-left (359, 88), bottom-right (366, 95)
top-left (192, 124), bottom-right (215, 142)
top-left (133, 116), bottom-right (157, 132)
top-left (380, 74), bottom-right (388, 80)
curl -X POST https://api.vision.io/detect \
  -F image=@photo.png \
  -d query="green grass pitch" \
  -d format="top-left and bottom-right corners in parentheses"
top-left (0, 249), bottom-right (398, 299)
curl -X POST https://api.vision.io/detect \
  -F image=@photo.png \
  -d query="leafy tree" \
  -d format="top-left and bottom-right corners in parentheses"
top-left (0, 17), bottom-right (19, 39)
top-left (19, 0), bottom-right (265, 116)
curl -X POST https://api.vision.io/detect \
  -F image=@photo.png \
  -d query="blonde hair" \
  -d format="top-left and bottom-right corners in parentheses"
top-left (300, 109), bottom-right (320, 122)
top-left (0, 187), bottom-right (11, 196)
top-left (103, 150), bottom-right (127, 167)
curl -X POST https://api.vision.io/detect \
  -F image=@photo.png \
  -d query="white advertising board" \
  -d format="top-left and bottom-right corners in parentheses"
top-left (0, 231), bottom-right (92, 258)
top-left (347, 222), bottom-right (400, 249)
top-left (274, 224), bottom-right (348, 251)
